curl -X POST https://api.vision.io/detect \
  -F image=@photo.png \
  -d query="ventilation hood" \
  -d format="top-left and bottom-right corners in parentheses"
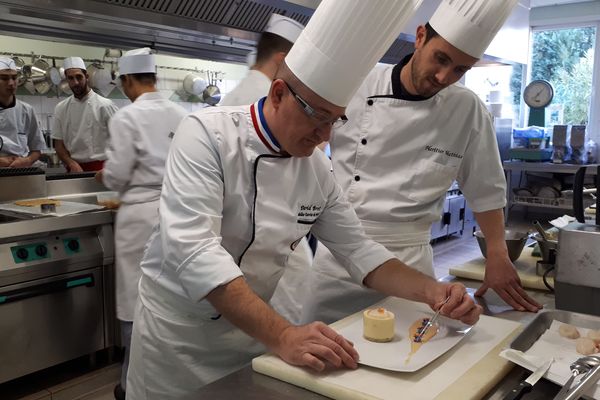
top-left (0, 0), bottom-right (415, 64)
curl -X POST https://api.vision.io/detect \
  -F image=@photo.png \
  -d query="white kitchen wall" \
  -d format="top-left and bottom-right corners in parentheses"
top-left (0, 34), bottom-right (250, 133)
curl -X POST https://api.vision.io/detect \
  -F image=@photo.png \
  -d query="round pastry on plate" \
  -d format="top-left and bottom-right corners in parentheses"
top-left (363, 307), bottom-right (395, 342)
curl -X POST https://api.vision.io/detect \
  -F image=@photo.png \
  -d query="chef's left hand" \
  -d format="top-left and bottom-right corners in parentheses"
top-left (431, 282), bottom-right (482, 325)
top-left (476, 255), bottom-right (542, 312)
top-left (9, 157), bottom-right (34, 168)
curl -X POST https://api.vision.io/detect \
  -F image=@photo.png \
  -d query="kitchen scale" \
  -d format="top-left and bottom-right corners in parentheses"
top-left (523, 79), bottom-right (554, 126)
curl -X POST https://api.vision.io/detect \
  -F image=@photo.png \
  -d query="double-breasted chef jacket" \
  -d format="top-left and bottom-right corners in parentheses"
top-left (0, 98), bottom-right (46, 157)
top-left (126, 98), bottom-right (395, 398)
top-left (294, 56), bottom-right (507, 324)
top-left (102, 91), bottom-right (188, 322)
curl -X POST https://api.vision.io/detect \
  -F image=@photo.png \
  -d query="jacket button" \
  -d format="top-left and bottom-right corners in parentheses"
top-left (367, 99), bottom-right (373, 106)
top-left (354, 175), bottom-right (360, 181)
top-left (361, 138), bottom-right (367, 145)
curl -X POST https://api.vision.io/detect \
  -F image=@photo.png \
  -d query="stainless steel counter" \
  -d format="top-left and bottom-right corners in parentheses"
top-left (196, 279), bottom-right (564, 399)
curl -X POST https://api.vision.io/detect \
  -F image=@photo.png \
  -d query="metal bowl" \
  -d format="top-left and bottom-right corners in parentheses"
top-left (531, 232), bottom-right (558, 263)
top-left (474, 229), bottom-right (528, 262)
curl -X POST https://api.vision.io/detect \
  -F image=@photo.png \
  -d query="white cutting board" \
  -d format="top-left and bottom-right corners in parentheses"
top-left (449, 246), bottom-right (553, 291)
top-left (253, 297), bottom-right (521, 400)
top-left (0, 200), bottom-right (104, 217)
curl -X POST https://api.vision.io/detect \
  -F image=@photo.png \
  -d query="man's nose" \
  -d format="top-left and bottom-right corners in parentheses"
top-left (435, 66), bottom-right (453, 86)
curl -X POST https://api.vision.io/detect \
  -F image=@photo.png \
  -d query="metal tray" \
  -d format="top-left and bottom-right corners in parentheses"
top-left (510, 309), bottom-right (600, 351)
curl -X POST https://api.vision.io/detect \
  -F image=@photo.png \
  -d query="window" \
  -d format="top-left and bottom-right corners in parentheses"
top-left (530, 26), bottom-right (596, 127)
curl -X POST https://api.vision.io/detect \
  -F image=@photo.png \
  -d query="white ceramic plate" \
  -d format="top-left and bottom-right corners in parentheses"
top-left (337, 304), bottom-right (473, 372)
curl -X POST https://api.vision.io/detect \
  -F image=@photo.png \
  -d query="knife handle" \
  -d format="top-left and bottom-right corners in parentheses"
top-left (503, 381), bottom-right (532, 400)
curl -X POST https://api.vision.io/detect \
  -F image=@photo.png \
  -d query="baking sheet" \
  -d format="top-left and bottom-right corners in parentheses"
top-left (336, 299), bottom-right (472, 372)
top-left (502, 310), bottom-right (600, 399)
top-left (0, 200), bottom-right (105, 217)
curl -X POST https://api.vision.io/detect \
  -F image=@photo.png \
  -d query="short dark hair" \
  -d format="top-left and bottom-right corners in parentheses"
top-left (255, 32), bottom-right (294, 65)
top-left (423, 22), bottom-right (439, 45)
top-left (122, 72), bottom-right (157, 85)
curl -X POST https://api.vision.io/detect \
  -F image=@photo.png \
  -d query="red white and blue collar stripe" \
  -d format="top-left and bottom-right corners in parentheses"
top-left (250, 97), bottom-right (281, 154)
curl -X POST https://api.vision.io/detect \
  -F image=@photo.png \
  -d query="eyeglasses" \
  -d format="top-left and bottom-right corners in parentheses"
top-left (284, 82), bottom-right (348, 129)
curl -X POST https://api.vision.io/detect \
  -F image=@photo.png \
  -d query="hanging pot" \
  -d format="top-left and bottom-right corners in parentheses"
top-left (87, 62), bottom-right (112, 89)
top-left (202, 71), bottom-right (221, 106)
top-left (182, 73), bottom-right (207, 96)
top-left (47, 59), bottom-right (62, 86)
top-left (58, 80), bottom-right (72, 96)
top-left (30, 58), bottom-right (52, 95)
top-left (11, 57), bottom-right (27, 86)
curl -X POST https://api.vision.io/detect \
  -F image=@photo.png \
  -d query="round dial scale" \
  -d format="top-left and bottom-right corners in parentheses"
top-left (523, 79), bottom-right (554, 109)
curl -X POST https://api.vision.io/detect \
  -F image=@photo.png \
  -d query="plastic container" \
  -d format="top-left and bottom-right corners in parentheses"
top-left (97, 191), bottom-right (121, 209)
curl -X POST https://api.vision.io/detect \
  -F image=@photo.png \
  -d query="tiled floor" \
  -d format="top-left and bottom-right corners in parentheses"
top-left (4, 213), bottom-right (538, 400)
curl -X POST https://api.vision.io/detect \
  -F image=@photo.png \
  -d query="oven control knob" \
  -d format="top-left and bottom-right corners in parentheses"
top-left (35, 245), bottom-right (48, 257)
top-left (67, 240), bottom-right (79, 251)
top-left (16, 248), bottom-right (29, 260)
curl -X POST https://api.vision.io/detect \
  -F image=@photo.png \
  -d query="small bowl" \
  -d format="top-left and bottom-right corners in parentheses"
top-left (474, 230), bottom-right (528, 262)
top-left (97, 191), bottom-right (121, 209)
top-left (531, 232), bottom-right (558, 263)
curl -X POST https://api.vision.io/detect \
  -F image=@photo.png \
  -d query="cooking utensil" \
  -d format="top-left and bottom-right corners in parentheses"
top-left (183, 72), bottom-right (207, 95)
top-left (553, 356), bottom-right (600, 400)
top-left (474, 229), bottom-right (528, 262)
top-left (30, 58), bottom-right (52, 94)
top-left (202, 71), bottom-right (221, 106)
top-left (87, 62), bottom-right (112, 89)
top-left (413, 296), bottom-right (451, 343)
top-left (11, 57), bottom-right (26, 86)
top-left (504, 359), bottom-right (553, 400)
top-left (533, 220), bottom-right (550, 241)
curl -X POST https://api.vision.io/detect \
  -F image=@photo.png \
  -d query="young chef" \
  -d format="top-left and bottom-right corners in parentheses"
top-left (95, 48), bottom-right (187, 400)
top-left (0, 56), bottom-right (46, 167)
top-left (220, 13), bottom-right (304, 106)
top-left (52, 56), bottom-right (118, 172)
top-left (289, 0), bottom-right (542, 327)
top-left (125, 1), bottom-right (482, 399)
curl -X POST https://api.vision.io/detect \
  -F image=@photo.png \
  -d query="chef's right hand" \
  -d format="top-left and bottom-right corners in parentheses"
top-left (0, 156), bottom-right (16, 167)
top-left (275, 322), bottom-right (359, 372)
top-left (67, 161), bottom-right (83, 173)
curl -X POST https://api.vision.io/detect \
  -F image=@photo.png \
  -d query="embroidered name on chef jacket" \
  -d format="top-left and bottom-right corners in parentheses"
top-left (297, 204), bottom-right (322, 225)
top-left (425, 145), bottom-right (463, 159)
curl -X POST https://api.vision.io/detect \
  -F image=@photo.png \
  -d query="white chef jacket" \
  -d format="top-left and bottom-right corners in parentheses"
top-left (103, 91), bottom-right (188, 204)
top-left (126, 99), bottom-right (395, 398)
top-left (103, 91), bottom-right (187, 322)
top-left (220, 70), bottom-right (272, 106)
top-left (0, 98), bottom-right (46, 157)
top-left (52, 90), bottom-right (118, 162)
top-left (294, 60), bottom-right (507, 324)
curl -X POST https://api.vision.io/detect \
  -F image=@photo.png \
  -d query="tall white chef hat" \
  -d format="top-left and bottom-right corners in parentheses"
top-left (264, 14), bottom-right (304, 43)
top-left (429, 0), bottom-right (519, 59)
top-left (118, 47), bottom-right (156, 75)
top-left (0, 56), bottom-right (17, 71)
top-left (63, 56), bottom-right (86, 71)
top-left (285, 0), bottom-right (423, 107)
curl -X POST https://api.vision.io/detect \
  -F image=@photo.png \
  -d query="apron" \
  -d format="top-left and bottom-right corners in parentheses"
top-left (299, 219), bottom-right (434, 325)
top-left (114, 200), bottom-right (160, 321)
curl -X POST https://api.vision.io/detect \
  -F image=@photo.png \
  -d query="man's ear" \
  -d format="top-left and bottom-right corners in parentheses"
top-left (268, 79), bottom-right (286, 109)
top-left (415, 25), bottom-right (427, 50)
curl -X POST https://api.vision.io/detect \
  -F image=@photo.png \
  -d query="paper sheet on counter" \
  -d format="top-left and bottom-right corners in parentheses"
top-left (0, 201), bottom-right (105, 217)
top-left (501, 320), bottom-right (600, 399)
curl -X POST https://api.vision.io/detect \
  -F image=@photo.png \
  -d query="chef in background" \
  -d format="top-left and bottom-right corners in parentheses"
top-left (219, 12), bottom-right (308, 324)
top-left (0, 56), bottom-right (45, 167)
top-left (52, 56), bottom-right (118, 172)
top-left (220, 13), bottom-right (304, 106)
top-left (126, 1), bottom-right (481, 399)
top-left (95, 48), bottom-right (187, 400)
top-left (291, 0), bottom-right (542, 327)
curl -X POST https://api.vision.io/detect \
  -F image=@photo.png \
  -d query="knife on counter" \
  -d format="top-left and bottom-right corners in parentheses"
top-left (503, 359), bottom-right (553, 400)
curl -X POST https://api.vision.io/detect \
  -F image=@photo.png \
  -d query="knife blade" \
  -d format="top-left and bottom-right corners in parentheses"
top-left (503, 359), bottom-right (553, 400)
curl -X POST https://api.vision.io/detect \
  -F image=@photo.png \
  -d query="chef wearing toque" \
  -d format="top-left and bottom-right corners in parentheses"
top-left (52, 56), bottom-right (118, 172)
top-left (221, 13), bottom-right (304, 106)
top-left (0, 56), bottom-right (45, 167)
top-left (288, 0), bottom-right (542, 327)
top-left (126, 1), bottom-right (481, 399)
top-left (95, 48), bottom-right (188, 400)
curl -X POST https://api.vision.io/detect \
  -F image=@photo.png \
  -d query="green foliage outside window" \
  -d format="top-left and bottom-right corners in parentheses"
top-left (510, 26), bottom-right (596, 125)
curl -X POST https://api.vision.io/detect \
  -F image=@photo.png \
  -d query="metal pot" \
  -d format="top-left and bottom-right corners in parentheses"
top-left (58, 80), bottom-right (72, 96)
top-left (87, 62), bottom-right (112, 89)
top-left (182, 73), bottom-right (207, 96)
top-left (202, 71), bottom-right (221, 106)
top-left (29, 58), bottom-right (52, 94)
top-left (11, 57), bottom-right (27, 86)
top-left (474, 229), bottom-right (528, 262)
